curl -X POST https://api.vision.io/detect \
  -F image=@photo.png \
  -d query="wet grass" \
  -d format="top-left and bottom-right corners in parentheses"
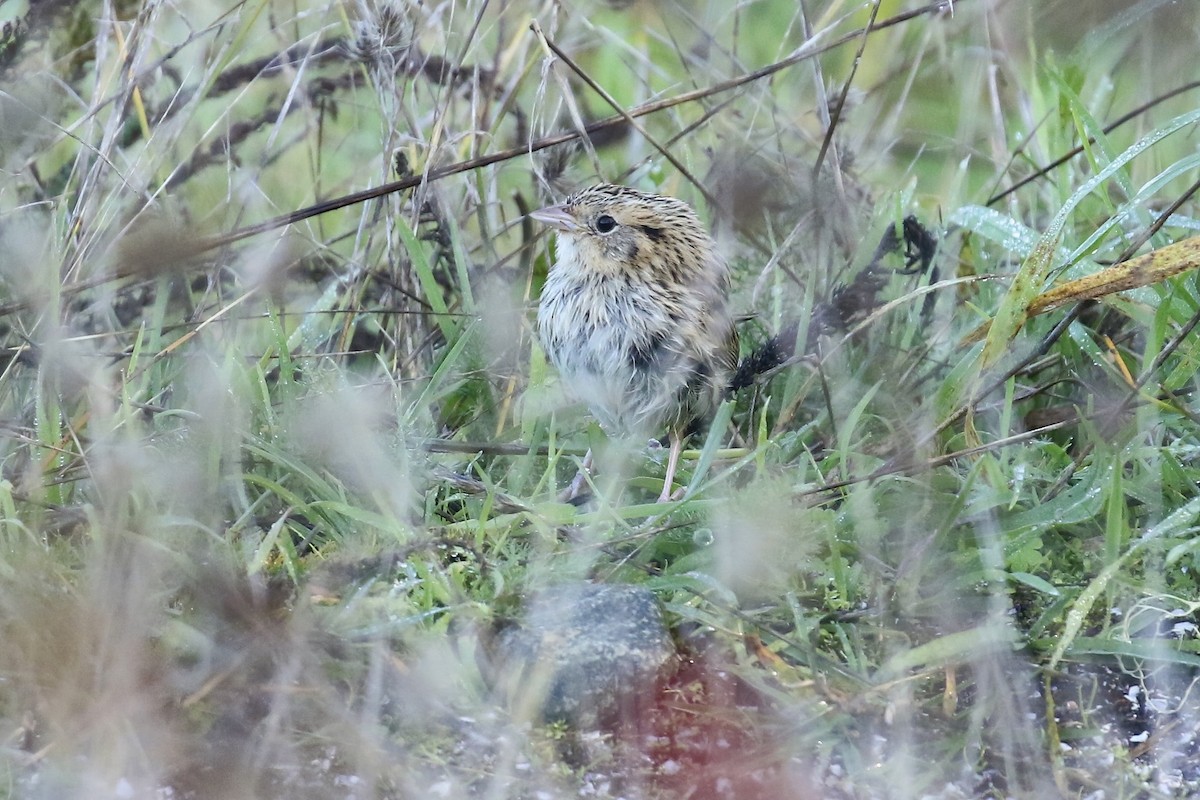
top-left (2, 0), bottom-right (1200, 797)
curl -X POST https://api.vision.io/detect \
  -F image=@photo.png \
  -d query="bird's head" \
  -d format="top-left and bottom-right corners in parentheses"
top-left (530, 184), bottom-right (716, 283)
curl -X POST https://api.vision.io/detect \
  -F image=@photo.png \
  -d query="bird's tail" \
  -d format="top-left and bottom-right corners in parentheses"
top-left (727, 215), bottom-right (939, 395)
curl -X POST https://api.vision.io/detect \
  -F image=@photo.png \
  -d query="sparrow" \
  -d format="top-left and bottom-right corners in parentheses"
top-left (531, 184), bottom-right (738, 502)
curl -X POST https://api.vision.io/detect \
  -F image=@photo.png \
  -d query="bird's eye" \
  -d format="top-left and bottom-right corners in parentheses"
top-left (595, 214), bottom-right (617, 233)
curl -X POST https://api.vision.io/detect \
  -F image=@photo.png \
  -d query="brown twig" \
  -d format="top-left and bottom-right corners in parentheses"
top-left (988, 80), bottom-right (1200, 206)
top-left (532, 23), bottom-right (716, 209)
top-left (196, 0), bottom-right (964, 251)
top-left (0, 0), bottom-right (963, 320)
top-left (812, 0), bottom-right (881, 185)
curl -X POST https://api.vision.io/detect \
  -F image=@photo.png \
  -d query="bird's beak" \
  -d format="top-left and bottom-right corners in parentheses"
top-left (529, 204), bottom-right (581, 233)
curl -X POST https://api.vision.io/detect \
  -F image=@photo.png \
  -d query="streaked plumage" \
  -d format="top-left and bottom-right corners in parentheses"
top-left (532, 184), bottom-right (738, 501)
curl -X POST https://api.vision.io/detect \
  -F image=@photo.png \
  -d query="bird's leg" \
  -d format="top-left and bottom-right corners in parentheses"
top-left (658, 434), bottom-right (684, 503)
top-left (559, 448), bottom-right (594, 503)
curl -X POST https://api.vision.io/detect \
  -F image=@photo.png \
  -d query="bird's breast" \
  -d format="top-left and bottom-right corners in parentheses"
top-left (537, 271), bottom-right (683, 432)
top-left (539, 272), bottom-right (670, 373)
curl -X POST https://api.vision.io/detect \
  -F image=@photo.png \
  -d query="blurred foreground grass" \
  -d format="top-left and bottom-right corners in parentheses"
top-left (2, 0), bottom-right (1200, 797)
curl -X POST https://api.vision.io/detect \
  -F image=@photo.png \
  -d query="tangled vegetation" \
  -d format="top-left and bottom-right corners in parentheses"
top-left (1, 1), bottom-right (1199, 797)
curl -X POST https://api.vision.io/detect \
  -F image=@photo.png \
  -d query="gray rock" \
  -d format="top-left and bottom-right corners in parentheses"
top-left (489, 583), bottom-right (676, 725)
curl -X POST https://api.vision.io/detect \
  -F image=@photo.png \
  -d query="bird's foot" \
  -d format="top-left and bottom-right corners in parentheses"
top-left (557, 449), bottom-right (595, 505)
top-left (656, 483), bottom-right (689, 503)
top-left (558, 469), bottom-right (593, 505)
